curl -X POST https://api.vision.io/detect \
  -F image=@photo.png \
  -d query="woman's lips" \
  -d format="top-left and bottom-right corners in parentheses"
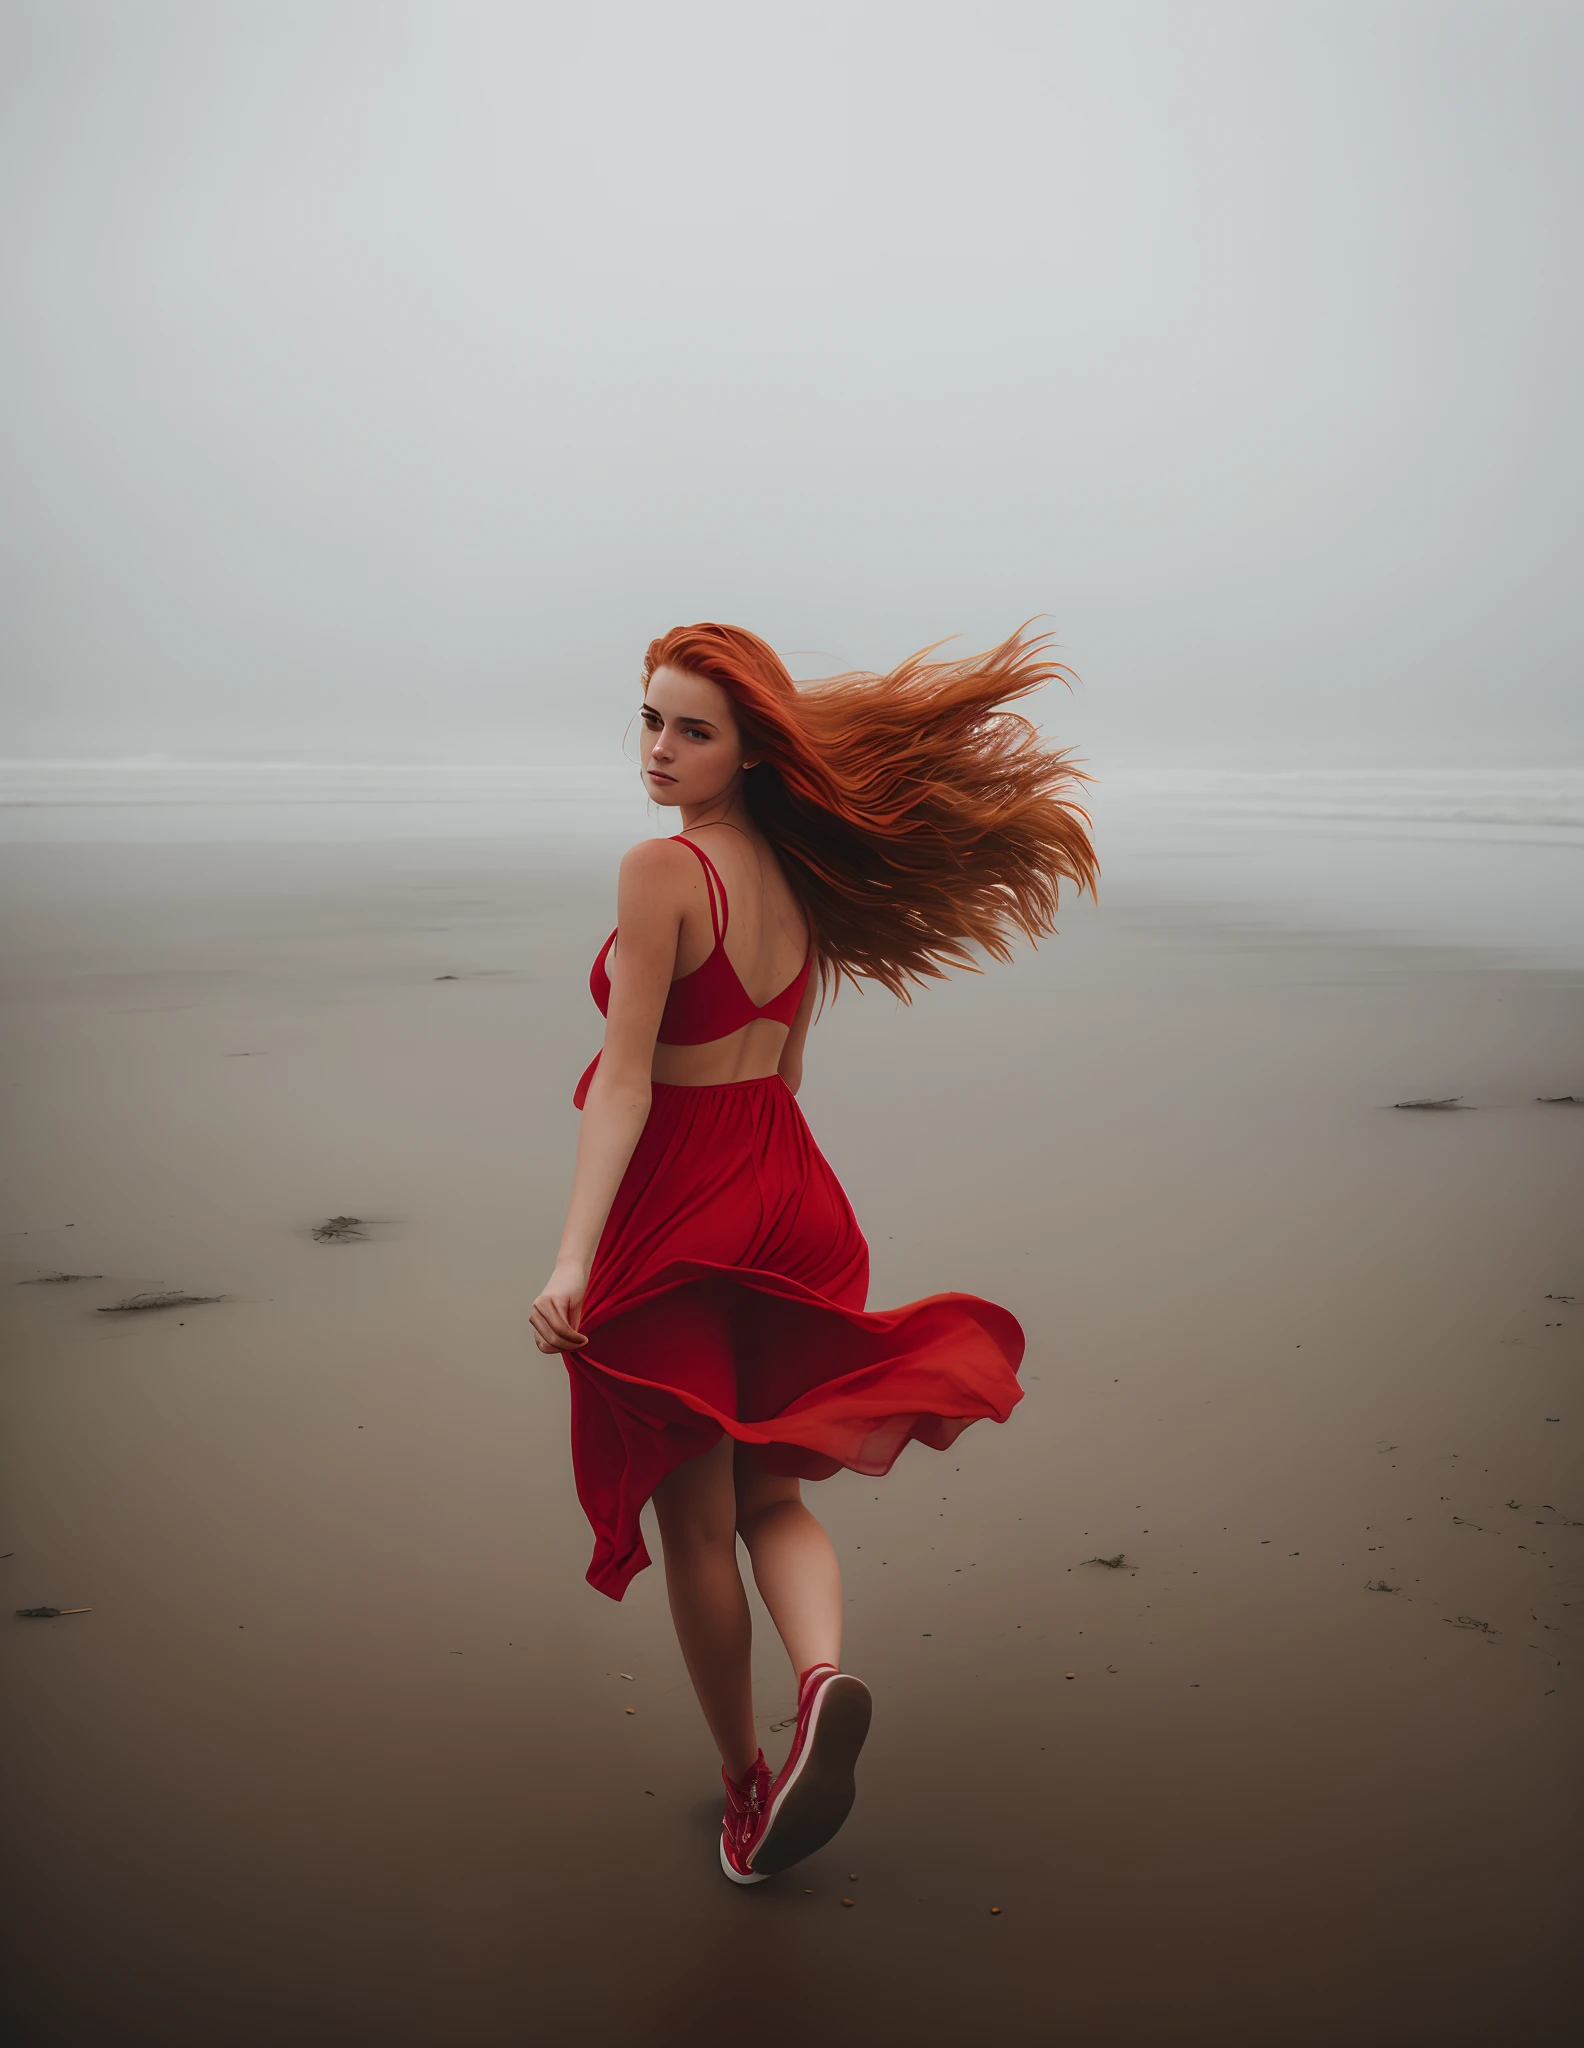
top-left (646, 770), bottom-right (675, 783)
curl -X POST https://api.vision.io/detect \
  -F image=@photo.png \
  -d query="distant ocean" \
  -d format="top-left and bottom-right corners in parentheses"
top-left (1091, 769), bottom-right (1584, 968)
top-left (2, 761), bottom-right (1581, 968)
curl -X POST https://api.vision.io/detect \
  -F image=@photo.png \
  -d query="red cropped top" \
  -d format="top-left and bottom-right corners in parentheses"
top-left (573, 835), bottom-right (813, 1107)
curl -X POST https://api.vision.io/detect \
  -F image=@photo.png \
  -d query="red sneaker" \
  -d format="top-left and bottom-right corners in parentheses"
top-left (719, 1750), bottom-right (773, 1885)
top-left (752, 1663), bottom-right (873, 1876)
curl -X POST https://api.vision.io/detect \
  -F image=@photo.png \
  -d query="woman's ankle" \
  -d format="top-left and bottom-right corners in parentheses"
top-left (723, 1746), bottom-right (764, 1790)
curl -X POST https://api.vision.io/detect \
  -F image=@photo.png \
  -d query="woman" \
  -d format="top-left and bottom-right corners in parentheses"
top-left (529, 622), bottom-right (1096, 1885)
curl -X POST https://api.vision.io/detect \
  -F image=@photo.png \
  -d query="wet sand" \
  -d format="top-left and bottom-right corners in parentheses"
top-left (1, 837), bottom-right (1580, 2047)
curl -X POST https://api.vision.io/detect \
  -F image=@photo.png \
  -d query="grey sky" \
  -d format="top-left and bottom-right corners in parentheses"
top-left (2, 0), bottom-right (1578, 767)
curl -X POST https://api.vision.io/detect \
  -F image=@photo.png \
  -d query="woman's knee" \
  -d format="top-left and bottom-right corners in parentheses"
top-left (654, 1498), bottom-right (738, 1559)
top-left (735, 1487), bottom-right (803, 1545)
top-left (656, 1500), bottom-right (739, 1558)
top-left (653, 1437), bottom-right (738, 1552)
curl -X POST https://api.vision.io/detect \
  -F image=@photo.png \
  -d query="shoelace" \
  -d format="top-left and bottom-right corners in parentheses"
top-left (726, 1761), bottom-right (766, 1855)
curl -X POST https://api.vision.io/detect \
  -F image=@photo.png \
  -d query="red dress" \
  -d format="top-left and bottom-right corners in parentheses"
top-left (564, 836), bottom-right (1024, 1599)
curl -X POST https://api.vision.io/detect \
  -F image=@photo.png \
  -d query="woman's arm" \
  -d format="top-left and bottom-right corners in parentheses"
top-left (528, 841), bottom-right (689, 1355)
top-left (776, 959), bottom-right (819, 1096)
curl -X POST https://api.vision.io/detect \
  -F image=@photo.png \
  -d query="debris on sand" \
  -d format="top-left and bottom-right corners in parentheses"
top-left (1082, 1553), bottom-right (1130, 1570)
top-left (434, 974), bottom-right (459, 981)
top-left (1444, 1615), bottom-right (1495, 1635)
top-left (15, 1606), bottom-right (91, 1619)
top-left (1367, 1580), bottom-right (1397, 1593)
top-left (97, 1291), bottom-right (223, 1314)
top-left (1392, 1097), bottom-right (1466, 1111)
top-left (17, 1272), bottom-right (103, 1284)
top-left (312, 1217), bottom-right (365, 1243)
top-left (1536, 1095), bottom-right (1581, 1105)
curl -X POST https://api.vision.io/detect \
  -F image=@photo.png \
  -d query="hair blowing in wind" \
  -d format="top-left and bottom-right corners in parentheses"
top-left (642, 623), bottom-right (1100, 998)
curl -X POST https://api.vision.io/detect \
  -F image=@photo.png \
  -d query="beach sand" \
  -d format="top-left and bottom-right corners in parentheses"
top-left (1, 837), bottom-right (1579, 2047)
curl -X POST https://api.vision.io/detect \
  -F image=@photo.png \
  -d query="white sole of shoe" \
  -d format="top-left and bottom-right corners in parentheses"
top-left (751, 1674), bottom-right (872, 1877)
top-left (719, 1834), bottom-right (771, 1885)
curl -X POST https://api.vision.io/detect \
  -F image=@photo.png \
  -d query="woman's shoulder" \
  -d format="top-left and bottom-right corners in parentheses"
top-left (616, 834), bottom-right (697, 900)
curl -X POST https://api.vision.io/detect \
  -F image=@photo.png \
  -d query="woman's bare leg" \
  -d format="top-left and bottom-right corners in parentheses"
top-left (652, 1433), bottom-right (759, 1782)
top-left (733, 1444), bottom-right (843, 1683)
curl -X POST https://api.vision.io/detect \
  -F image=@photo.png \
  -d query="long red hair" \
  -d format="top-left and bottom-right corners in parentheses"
top-left (641, 622), bottom-right (1099, 999)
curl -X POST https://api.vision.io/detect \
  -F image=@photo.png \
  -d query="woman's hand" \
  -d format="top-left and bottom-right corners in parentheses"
top-left (530, 1259), bottom-right (590, 1354)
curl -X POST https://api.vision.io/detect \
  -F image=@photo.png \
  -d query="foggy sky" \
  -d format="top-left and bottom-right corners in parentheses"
top-left (2, 0), bottom-right (1579, 768)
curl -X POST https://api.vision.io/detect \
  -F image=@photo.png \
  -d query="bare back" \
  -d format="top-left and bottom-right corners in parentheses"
top-left (652, 822), bottom-right (814, 1087)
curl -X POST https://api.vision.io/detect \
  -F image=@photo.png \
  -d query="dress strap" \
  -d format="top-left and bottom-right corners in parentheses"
top-left (671, 836), bottom-right (728, 941)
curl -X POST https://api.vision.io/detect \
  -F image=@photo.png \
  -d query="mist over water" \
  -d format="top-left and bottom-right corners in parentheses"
top-left (4, 4), bottom-right (1577, 961)
top-left (1091, 768), bottom-right (1584, 967)
top-left (4, 762), bottom-right (1581, 967)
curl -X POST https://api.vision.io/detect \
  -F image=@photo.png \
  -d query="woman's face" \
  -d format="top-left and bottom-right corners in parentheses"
top-left (638, 666), bottom-right (756, 808)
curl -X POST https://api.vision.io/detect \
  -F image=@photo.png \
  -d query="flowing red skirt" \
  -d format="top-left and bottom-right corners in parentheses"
top-left (564, 1074), bottom-right (1024, 1599)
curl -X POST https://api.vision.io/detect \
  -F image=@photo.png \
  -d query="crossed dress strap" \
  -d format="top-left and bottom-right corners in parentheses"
top-left (671, 836), bottom-right (729, 942)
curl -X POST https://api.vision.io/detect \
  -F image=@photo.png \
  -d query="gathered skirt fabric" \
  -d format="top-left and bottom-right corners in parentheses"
top-left (565, 1074), bottom-right (1025, 1599)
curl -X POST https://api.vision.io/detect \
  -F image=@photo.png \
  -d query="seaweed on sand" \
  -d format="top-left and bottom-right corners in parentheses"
top-left (313, 1217), bottom-right (366, 1242)
top-left (97, 1291), bottom-right (223, 1314)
